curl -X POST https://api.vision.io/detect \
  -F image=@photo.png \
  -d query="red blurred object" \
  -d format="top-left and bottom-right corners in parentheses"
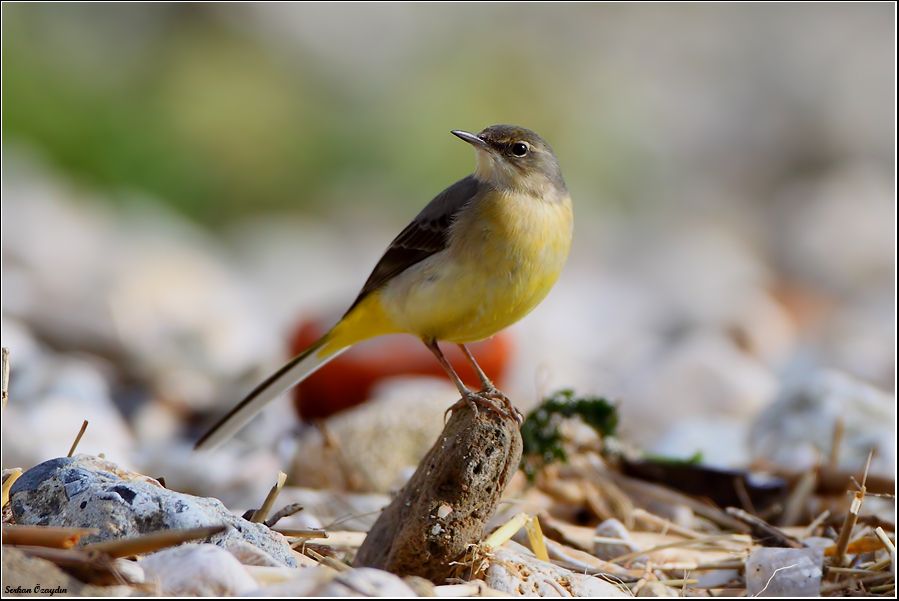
top-left (288, 317), bottom-right (513, 420)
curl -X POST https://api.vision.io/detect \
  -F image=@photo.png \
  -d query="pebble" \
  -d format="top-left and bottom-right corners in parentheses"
top-left (593, 518), bottom-right (643, 561)
top-left (745, 547), bottom-right (823, 597)
top-left (141, 544), bottom-right (258, 596)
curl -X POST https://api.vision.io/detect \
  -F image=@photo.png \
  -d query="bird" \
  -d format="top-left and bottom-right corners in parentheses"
top-left (195, 124), bottom-right (573, 450)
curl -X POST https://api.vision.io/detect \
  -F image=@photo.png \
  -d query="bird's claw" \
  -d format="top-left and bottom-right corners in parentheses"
top-left (444, 388), bottom-right (522, 425)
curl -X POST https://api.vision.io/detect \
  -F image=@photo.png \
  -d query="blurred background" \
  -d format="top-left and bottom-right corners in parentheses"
top-left (1, 4), bottom-right (895, 508)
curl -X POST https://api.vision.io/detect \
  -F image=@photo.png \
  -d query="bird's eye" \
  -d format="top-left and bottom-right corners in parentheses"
top-left (511, 142), bottom-right (529, 157)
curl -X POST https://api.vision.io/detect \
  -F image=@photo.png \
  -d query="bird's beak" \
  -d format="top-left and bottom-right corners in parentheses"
top-left (452, 130), bottom-right (490, 150)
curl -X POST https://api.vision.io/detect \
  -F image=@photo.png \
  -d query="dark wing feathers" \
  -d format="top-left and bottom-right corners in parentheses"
top-left (345, 175), bottom-right (480, 313)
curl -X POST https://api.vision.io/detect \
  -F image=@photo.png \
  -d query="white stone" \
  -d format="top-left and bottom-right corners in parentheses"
top-left (745, 547), bottom-right (823, 597)
top-left (486, 545), bottom-right (629, 597)
top-left (141, 544), bottom-right (257, 596)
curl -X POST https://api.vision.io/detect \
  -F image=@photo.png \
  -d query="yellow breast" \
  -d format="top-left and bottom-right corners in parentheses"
top-left (413, 189), bottom-right (573, 342)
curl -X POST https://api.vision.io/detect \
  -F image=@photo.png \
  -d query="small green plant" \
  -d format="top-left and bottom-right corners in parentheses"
top-left (520, 389), bottom-right (618, 480)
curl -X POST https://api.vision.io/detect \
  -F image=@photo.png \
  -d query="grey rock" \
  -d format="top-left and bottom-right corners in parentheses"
top-left (9, 455), bottom-right (296, 567)
top-left (745, 547), bottom-right (823, 597)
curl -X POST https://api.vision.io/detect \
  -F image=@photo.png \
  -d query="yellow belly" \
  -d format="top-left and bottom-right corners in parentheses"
top-left (377, 190), bottom-right (573, 343)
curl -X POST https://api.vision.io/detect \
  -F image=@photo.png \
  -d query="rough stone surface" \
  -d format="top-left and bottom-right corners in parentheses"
top-left (745, 547), bottom-right (823, 597)
top-left (8, 454), bottom-right (296, 567)
top-left (354, 402), bottom-right (522, 582)
top-left (140, 543), bottom-right (258, 596)
top-left (485, 546), bottom-right (630, 597)
top-left (224, 539), bottom-right (287, 567)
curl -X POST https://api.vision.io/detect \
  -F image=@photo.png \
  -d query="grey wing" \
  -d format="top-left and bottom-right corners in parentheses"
top-left (344, 175), bottom-right (481, 313)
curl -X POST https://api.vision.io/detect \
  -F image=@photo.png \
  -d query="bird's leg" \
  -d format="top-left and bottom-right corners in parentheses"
top-left (458, 343), bottom-right (523, 425)
top-left (423, 339), bottom-right (507, 423)
top-left (457, 343), bottom-right (495, 391)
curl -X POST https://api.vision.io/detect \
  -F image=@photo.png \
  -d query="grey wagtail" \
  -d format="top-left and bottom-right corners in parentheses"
top-left (196, 124), bottom-right (572, 449)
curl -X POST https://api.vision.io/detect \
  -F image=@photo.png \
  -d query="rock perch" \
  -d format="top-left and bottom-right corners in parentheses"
top-left (354, 401), bottom-right (522, 582)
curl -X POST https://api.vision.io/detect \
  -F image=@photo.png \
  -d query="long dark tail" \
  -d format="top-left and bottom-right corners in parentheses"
top-left (194, 334), bottom-right (345, 450)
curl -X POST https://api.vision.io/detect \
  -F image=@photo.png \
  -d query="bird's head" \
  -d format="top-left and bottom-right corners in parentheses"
top-left (452, 124), bottom-right (567, 199)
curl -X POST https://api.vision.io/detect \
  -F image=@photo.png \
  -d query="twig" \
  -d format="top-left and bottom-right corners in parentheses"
top-left (834, 450), bottom-right (873, 566)
top-left (874, 526), bottom-right (896, 573)
top-left (273, 527), bottom-right (329, 539)
top-left (304, 546), bottom-right (350, 571)
top-left (1, 347), bottom-right (9, 408)
top-left (820, 572), bottom-right (893, 593)
top-left (691, 561), bottom-right (746, 571)
top-left (13, 545), bottom-right (132, 585)
top-left (802, 509), bottom-right (831, 539)
top-left (655, 578), bottom-right (698, 587)
top-left (829, 418), bottom-right (844, 470)
top-left (251, 471), bottom-right (287, 524)
top-left (780, 469), bottom-right (816, 527)
top-left (826, 566), bottom-right (886, 576)
top-left (632, 507), bottom-right (705, 539)
top-left (826, 536), bottom-right (888, 557)
top-left (264, 502), bottom-right (304, 528)
top-left (524, 515), bottom-right (550, 561)
top-left (2, 468), bottom-right (23, 506)
top-left (725, 506), bottom-right (802, 548)
top-left (67, 420), bottom-right (89, 457)
top-left (483, 513), bottom-right (529, 550)
top-left (609, 534), bottom-right (743, 564)
top-left (2, 525), bottom-right (99, 548)
top-left (82, 524), bottom-right (227, 557)
top-left (733, 476), bottom-right (757, 515)
top-left (605, 469), bottom-right (748, 532)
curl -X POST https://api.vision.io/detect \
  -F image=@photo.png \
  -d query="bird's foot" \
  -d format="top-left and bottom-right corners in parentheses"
top-left (478, 387), bottom-right (524, 425)
top-left (444, 389), bottom-right (520, 424)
